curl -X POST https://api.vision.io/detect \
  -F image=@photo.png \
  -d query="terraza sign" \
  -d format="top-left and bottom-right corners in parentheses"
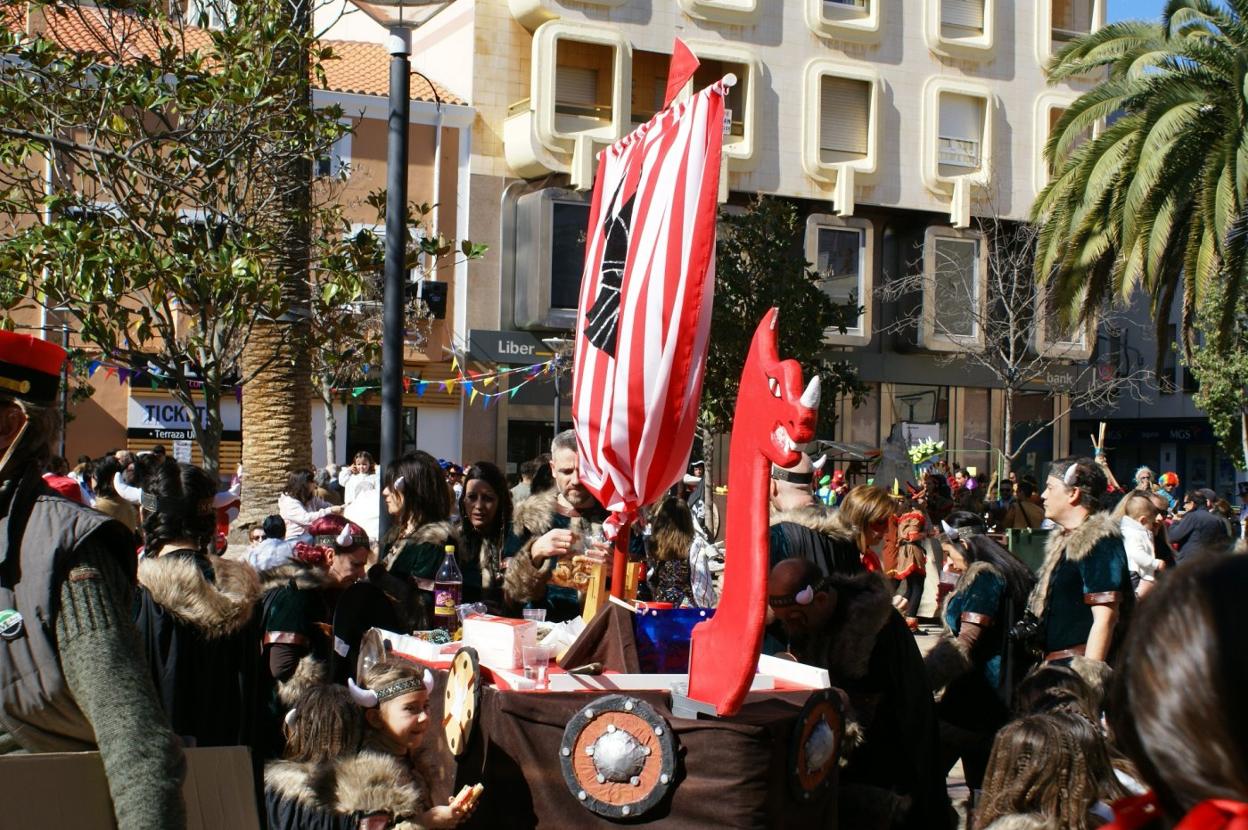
top-left (126, 394), bottom-right (242, 442)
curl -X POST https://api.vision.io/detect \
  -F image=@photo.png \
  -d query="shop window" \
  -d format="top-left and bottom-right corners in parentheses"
top-left (938, 93), bottom-right (986, 177)
top-left (805, 214), bottom-right (873, 345)
top-left (921, 227), bottom-right (986, 352)
top-left (820, 76), bottom-right (871, 164)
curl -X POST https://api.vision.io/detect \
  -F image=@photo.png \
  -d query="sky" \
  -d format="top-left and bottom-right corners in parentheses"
top-left (1108, 0), bottom-right (1168, 23)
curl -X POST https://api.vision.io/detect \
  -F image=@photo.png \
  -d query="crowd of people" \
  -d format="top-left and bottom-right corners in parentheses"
top-left (2, 330), bottom-right (1247, 829)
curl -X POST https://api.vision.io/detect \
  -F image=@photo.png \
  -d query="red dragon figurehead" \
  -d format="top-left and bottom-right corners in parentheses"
top-left (687, 308), bottom-right (821, 717)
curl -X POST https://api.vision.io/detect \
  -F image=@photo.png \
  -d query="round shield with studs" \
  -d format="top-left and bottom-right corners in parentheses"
top-left (443, 646), bottom-right (481, 757)
top-left (788, 688), bottom-right (844, 801)
top-left (559, 694), bottom-right (677, 819)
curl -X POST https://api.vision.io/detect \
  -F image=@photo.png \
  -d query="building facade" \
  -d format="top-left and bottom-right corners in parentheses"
top-left (326, 0), bottom-right (1105, 478)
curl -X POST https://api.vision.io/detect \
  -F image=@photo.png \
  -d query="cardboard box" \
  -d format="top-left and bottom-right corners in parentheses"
top-left (0, 745), bottom-right (260, 829)
top-left (462, 614), bottom-right (537, 670)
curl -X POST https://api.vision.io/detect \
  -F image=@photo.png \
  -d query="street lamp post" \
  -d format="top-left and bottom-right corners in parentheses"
top-left (347, 0), bottom-right (449, 539)
top-left (542, 337), bottom-right (571, 439)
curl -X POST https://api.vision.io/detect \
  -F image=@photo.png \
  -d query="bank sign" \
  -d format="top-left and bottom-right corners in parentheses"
top-left (126, 393), bottom-right (242, 442)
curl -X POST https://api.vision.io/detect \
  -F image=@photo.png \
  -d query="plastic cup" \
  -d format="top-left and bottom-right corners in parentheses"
top-left (522, 608), bottom-right (547, 623)
top-left (522, 645), bottom-right (551, 688)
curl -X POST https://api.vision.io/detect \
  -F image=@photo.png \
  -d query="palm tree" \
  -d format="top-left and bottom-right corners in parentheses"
top-left (1032, 0), bottom-right (1248, 360)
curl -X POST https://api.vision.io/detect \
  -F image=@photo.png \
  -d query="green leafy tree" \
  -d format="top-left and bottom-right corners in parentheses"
top-left (0, 0), bottom-right (349, 477)
top-left (1031, 0), bottom-right (1248, 361)
top-left (1190, 278), bottom-right (1248, 468)
top-left (701, 197), bottom-right (867, 484)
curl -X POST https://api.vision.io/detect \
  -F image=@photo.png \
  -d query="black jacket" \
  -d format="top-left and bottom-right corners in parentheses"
top-left (1169, 506), bottom-right (1232, 562)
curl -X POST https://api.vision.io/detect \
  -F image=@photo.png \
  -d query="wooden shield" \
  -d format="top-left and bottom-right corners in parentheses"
top-left (559, 694), bottom-right (677, 819)
top-left (443, 647), bottom-right (481, 757)
top-left (788, 688), bottom-right (844, 801)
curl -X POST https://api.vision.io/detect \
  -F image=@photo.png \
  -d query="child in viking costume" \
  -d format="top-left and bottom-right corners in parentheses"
top-left (259, 515), bottom-right (371, 758)
top-left (923, 511), bottom-right (1036, 793)
top-left (350, 659), bottom-right (482, 828)
top-left (888, 509), bottom-right (928, 631)
top-left (266, 684), bottom-right (431, 830)
top-left (134, 458), bottom-right (263, 750)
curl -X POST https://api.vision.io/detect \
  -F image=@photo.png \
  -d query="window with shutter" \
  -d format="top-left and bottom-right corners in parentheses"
top-left (938, 93), bottom-right (984, 171)
top-left (820, 76), bottom-right (870, 162)
top-left (942, 0), bottom-right (985, 33)
top-left (1052, 0), bottom-right (1092, 42)
top-left (556, 67), bottom-right (600, 109)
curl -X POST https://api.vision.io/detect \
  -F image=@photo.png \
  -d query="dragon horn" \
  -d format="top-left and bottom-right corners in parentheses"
top-left (347, 677), bottom-right (379, 708)
top-left (812, 454), bottom-right (827, 471)
top-left (768, 307), bottom-right (779, 330)
top-left (799, 375), bottom-right (821, 409)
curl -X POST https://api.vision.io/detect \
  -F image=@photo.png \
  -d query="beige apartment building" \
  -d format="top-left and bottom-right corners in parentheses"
top-left (326, 0), bottom-right (1105, 478)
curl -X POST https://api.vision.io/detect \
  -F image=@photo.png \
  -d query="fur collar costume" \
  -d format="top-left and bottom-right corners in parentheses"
top-left (803, 570), bottom-right (895, 681)
top-left (1028, 511), bottom-right (1120, 617)
top-left (768, 503), bottom-right (856, 543)
top-left (259, 561), bottom-right (333, 595)
top-left (504, 491), bottom-right (606, 607)
top-left (382, 520), bottom-right (458, 571)
top-left (982, 815), bottom-right (1056, 830)
top-left (265, 751), bottom-right (428, 829)
top-left (138, 552), bottom-right (261, 638)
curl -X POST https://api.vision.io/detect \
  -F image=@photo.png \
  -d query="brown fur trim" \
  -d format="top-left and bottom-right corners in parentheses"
top-left (138, 554), bottom-right (260, 639)
top-left (1029, 511), bottom-right (1120, 617)
top-left (982, 815), bottom-right (1057, 830)
top-left (923, 637), bottom-right (973, 694)
top-left (383, 521), bottom-right (459, 569)
top-left (259, 562), bottom-right (331, 595)
top-left (1069, 656), bottom-right (1112, 705)
top-left (503, 547), bottom-right (551, 606)
top-left (809, 571), bottom-right (894, 680)
top-left (769, 504), bottom-right (856, 544)
top-left (264, 752), bottom-right (427, 824)
top-left (512, 490), bottom-right (560, 537)
top-left (276, 655), bottom-right (326, 707)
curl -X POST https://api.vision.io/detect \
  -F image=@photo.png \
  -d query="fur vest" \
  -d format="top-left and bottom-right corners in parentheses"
top-left (769, 503), bottom-right (856, 544)
top-left (504, 491), bottom-right (605, 606)
top-left (1028, 511), bottom-right (1120, 617)
top-left (382, 520), bottom-right (459, 572)
top-left (265, 751), bottom-right (428, 829)
top-left (982, 815), bottom-right (1057, 830)
top-left (138, 553), bottom-right (261, 639)
top-left (259, 561), bottom-right (333, 595)
top-left (805, 570), bottom-right (895, 681)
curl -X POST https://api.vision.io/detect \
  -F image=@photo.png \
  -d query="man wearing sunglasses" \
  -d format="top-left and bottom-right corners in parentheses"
top-left (768, 557), bottom-right (952, 830)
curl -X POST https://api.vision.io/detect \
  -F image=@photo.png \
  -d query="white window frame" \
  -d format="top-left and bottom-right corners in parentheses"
top-left (921, 226), bottom-right (987, 353)
top-left (1032, 92), bottom-right (1080, 195)
top-left (924, 0), bottom-right (995, 58)
top-left (805, 214), bottom-right (874, 346)
top-left (531, 21), bottom-right (631, 149)
top-left (1034, 298), bottom-right (1095, 360)
top-left (806, 0), bottom-right (881, 42)
top-left (680, 40), bottom-right (760, 171)
top-left (186, 0), bottom-right (236, 30)
top-left (802, 60), bottom-right (880, 213)
top-left (922, 78), bottom-right (994, 193)
top-left (510, 0), bottom-right (628, 31)
top-left (1036, 0), bottom-right (1105, 67)
top-left (677, 0), bottom-right (760, 25)
top-left (316, 119), bottom-right (354, 180)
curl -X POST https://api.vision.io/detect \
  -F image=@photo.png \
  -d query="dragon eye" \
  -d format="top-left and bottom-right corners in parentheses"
top-left (767, 377), bottom-right (781, 398)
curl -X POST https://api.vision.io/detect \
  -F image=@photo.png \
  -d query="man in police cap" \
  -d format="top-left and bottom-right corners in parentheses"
top-left (0, 331), bottom-right (185, 828)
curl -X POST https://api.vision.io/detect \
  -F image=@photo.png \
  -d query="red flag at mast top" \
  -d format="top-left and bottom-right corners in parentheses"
top-left (663, 38), bottom-right (701, 109)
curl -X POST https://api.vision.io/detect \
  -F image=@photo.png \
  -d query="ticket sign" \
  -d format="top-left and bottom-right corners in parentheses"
top-left (126, 392), bottom-right (242, 442)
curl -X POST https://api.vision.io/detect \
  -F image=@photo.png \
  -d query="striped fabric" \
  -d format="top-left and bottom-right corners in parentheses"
top-left (572, 77), bottom-right (727, 537)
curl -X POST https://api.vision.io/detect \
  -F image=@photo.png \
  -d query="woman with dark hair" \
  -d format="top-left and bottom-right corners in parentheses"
top-left (91, 453), bottom-right (138, 532)
top-left (924, 510), bottom-right (1036, 791)
top-left (279, 468), bottom-right (342, 540)
top-left (1102, 555), bottom-right (1248, 829)
top-left (133, 458), bottom-right (262, 749)
top-left (528, 453), bottom-right (555, 496)
top-left (379, 451), bottom-right (457, 629)
top-left (457, 461), bottom-right (513, 608)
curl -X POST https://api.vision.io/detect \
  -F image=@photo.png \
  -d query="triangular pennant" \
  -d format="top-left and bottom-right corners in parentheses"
top-left (664, 38), bottom-right (701, 108)
top-left (469, 388), bottom-right (478, 404)
top-left (416, 381), bottom-right (427, 396)
top-left (87, 360), bottom-right (100, 377)
top-left (509, 386), bottom-right (520, 399)
top-left (482, 375), bottom-right (494, 388)
top-left (104, 366), bottom-right (117, 379)
top-left (451, 356), bottom-right (459, 374)
top-left (403, 377), bottom-right (412, 393)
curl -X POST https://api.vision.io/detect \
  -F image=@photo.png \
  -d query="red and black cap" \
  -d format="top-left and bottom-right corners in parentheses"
top-left (0, 331), bottom-right (67, 406)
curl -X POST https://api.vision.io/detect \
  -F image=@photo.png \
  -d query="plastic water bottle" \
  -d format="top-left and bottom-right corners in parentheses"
top-left (434, 544), bottom-right (464, 638)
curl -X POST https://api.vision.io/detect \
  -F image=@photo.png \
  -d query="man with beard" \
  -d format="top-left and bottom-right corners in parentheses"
top-left (504, 430), bottom-right (610, 621)
top-left (0, 332), bottom-right (185, 828)
top-left (768, 557), bottom-right (953, 830)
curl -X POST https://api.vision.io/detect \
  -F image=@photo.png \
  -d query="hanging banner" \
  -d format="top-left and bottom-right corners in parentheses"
top-left (571, 70), bottom-right (728, 538)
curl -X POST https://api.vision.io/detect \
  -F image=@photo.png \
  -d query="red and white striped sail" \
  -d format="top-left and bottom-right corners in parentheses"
top-left (572, 77), bottom-right (727, 537)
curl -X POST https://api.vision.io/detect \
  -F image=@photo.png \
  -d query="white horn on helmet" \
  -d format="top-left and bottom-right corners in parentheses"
top-left (347, 677), bottom-right (379, 708)
top-left (799, 375), bottom-right (821, 410)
